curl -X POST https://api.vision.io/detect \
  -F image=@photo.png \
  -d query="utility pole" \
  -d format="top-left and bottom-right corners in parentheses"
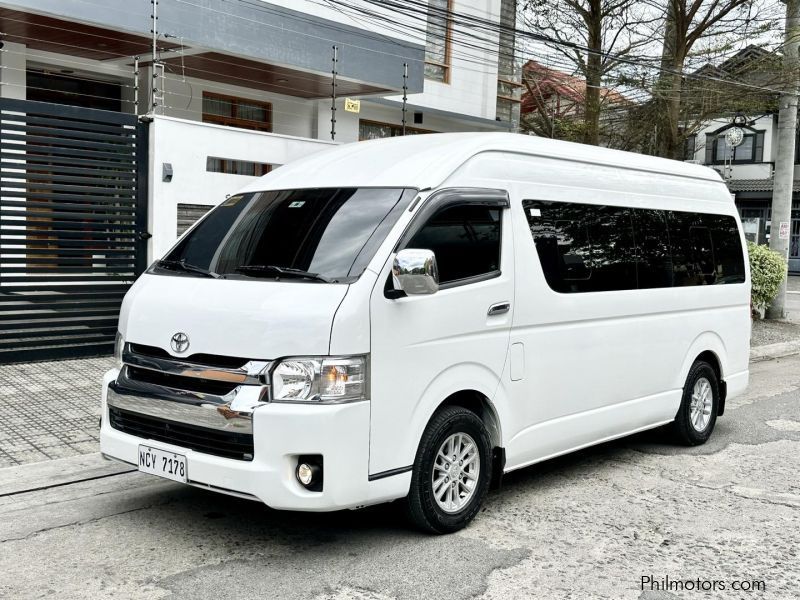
top-left (767, 0), bottom-right (800, 319)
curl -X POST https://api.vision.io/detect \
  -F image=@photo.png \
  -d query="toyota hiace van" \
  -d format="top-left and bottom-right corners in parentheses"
top-left (101, 133), bottom-right (750, 533)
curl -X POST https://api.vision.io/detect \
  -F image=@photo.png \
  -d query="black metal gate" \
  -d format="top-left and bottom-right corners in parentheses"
top-left (0, 98), bottom-right (148, 363)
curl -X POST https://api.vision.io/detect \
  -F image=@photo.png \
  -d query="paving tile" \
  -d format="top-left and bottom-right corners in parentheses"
top-left (0, 356), bottom-right (114, 467)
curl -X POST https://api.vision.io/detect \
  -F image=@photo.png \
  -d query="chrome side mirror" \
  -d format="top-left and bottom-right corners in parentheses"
top-left (392, 248), bottom-right (439, 295)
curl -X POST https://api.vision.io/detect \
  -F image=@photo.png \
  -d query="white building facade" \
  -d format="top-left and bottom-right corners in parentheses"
top-left (0, 0), bottom-right (519, 260)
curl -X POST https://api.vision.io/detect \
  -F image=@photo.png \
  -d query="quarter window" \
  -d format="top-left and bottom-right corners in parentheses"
top-left (406, 204), bottom-right (502, 284)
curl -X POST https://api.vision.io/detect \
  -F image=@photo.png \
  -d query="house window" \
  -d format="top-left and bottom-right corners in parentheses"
top-left (202, 92), bottom-right (272, 132)
top-left (358, 120), bottom-right (434, 141)
top-left (707, 128), bottom-right (764, 164)
top-left (206, 156), bottom-right (276, 176)
top-left (424, 0), bottom-right (452, 83)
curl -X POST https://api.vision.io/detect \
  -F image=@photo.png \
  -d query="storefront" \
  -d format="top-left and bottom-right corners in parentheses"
top-left (730, 179), bottom-right (800, 273)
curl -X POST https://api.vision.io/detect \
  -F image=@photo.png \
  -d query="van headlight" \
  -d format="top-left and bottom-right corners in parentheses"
top-left (270, 355), bottom-right (368, 403)
top-left (114, 331), bottom-right (125, 370)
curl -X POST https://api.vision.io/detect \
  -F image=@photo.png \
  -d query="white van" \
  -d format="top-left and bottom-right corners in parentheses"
top-left (100, 133), bottom-right (750, 533)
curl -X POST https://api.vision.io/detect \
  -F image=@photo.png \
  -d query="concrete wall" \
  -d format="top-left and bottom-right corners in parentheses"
top-left (384, 0), bottom-right (502, 121)
top-left (147, 116), bottom-right (336, 261)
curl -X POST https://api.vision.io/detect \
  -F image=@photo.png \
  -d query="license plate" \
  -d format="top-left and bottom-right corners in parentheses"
top-left (138, 445), bottom-right (187, 483)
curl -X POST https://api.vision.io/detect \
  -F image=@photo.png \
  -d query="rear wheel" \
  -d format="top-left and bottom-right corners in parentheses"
top-left (672, 361), bottom-right (719, 445)
top-left (404, 406), bottom-right (492, 534)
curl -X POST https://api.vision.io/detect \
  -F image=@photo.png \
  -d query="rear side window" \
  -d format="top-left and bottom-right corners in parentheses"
top-left (406, 204), bottom-right (501, 284)
top-left (706, 214), bottom-right (747, 284)
top-left (524, 200), bottom-right (745, 293)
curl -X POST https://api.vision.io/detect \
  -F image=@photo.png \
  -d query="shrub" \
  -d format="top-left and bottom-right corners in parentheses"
top-left (747, 241), bottom-right (787, 314)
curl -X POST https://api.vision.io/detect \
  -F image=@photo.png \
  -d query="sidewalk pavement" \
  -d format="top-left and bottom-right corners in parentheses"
top-left (0, 356), bottom-right (113, 468)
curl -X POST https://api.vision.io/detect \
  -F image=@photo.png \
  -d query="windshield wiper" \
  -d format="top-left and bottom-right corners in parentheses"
top-left (157, 259), bottom-right (220, 279)
top-left (235, 264), bottom-right (331, 283)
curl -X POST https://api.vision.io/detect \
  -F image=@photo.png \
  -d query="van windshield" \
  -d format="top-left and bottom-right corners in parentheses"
top-left (155, 188), bottom-right (414, 283)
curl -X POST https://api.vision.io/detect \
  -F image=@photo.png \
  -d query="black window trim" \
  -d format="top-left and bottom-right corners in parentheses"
top-left (393, 187), bottom-right (509, 291)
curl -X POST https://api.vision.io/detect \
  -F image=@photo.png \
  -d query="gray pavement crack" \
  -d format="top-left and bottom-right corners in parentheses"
top-left (0, 500), bottom-right (170, 544)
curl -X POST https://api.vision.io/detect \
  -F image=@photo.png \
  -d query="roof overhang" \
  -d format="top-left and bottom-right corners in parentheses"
top-left (0, 0), bottom-right (425, 98)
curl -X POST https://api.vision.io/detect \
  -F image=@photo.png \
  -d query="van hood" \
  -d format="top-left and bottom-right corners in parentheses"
top-left (119, 273), bottom-right (348, 359)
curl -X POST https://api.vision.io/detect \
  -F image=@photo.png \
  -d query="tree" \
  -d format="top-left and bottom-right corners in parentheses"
top-left (522, 0), bottom-right (649, 145)
top-left (651, 0), bottom-right (782, 159)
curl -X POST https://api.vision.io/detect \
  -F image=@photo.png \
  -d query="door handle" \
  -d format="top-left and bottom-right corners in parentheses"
top-left (487, 302), bottom-right (511, 316)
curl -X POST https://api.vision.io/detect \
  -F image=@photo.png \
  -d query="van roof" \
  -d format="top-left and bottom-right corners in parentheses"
top-left (237, 132), bottom-right (724, 193)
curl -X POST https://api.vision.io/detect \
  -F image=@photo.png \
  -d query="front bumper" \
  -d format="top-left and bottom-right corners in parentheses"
top-left (99, 369), bottom-right (410, 511)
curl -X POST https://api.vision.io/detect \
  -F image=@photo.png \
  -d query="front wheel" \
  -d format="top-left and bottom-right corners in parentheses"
top-left (404, 406), bottom-right (492, 534)
top-left (672, 360), bottom-right (719, 446)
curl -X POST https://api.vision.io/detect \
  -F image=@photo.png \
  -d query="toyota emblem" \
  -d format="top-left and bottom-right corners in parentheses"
top-left (170, 332), bottom-right (190, 353)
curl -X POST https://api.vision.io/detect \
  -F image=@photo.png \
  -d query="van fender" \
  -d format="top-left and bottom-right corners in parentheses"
top-left (676, 331), bottom-right (728, 390)
top-left (404, 362), bottom-right (508, 469)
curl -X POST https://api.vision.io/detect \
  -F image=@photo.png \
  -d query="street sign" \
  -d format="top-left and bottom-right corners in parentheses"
top-left (779, 221), bottom-right (790, 240)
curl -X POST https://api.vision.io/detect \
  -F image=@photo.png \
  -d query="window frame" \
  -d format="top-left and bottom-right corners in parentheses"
top-left (709, 125), bottom-right (765, 165)
top-left (395, 187), bottom-right (509, 290)
top-left (202, 91), bottom-right (273, 132)
top-left (424, 0), bottom-right (454, 84)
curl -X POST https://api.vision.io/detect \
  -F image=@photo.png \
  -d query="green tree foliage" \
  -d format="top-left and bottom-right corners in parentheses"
top-left (747, 241), bottom-right (787, 314)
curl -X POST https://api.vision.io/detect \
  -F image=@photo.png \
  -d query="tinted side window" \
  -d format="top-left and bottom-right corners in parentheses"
top-left (669, 212), bottom-right (716, 286)
top-left (588, 206), bottom-right (637, 292)
top-left (525, 201), bottom-right (592, 292)
top-left (406, 204), bottom-right (501, 284)
top-left (707, 214), bottom-right (746, 284)
top-left (526, 201), bottom-right (745, 292)
top-left (634, 209), bottom-right (673, 288)
top-left (525, 201), bottom-right (636, 293)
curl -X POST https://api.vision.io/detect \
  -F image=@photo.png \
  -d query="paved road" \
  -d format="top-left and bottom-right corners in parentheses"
top-left (1, 355), bottom-right (799, 600)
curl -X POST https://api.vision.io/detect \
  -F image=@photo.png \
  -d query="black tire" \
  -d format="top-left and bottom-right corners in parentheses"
top-left (672, 360), bottom-right (719, 446)
top-left (404, 406), bottom-right (492, 534)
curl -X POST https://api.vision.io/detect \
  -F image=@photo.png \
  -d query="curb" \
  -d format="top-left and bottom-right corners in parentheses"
top-left (750, 340), bottom-right (800, 363)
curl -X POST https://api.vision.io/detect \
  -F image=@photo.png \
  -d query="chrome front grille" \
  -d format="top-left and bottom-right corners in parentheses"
top-left (106, 344), bottom-right (272, 458)
top-left (109, 406), bottom-right (255, 461)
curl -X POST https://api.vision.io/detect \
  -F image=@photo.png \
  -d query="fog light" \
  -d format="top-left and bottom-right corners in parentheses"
top-left (297, 463), bottom-right (314, 485)
top-left (295, 455), bottom-right (323, 491)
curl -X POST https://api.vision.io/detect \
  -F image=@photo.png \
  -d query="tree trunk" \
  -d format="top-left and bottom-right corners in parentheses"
top-left (583, 0), bottom-right (602, 146)
top-left (663, 52), bottom-right (686, 159)
top-left (654, 1), bottom-right (679, 157)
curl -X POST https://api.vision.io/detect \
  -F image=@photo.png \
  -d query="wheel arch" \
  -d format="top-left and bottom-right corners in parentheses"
top-left (677, 333), bottom-right (728, 416)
